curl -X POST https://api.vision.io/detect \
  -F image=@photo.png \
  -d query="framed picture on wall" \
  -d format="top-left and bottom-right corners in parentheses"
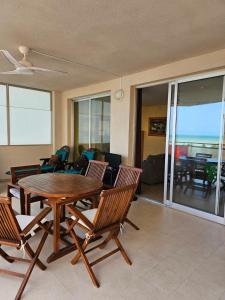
top-left (148, 117), bottom-right (167, 136)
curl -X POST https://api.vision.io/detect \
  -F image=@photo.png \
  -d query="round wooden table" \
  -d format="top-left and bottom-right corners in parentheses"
top-left (18, 173), bottom-right (103, 262)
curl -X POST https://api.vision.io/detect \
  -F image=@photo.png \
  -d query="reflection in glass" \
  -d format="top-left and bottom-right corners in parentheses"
top-left (91, 96), bottom-right (110, 153)
top-left (218, 118), bottom-right (225, 217)
top-left (9, 86), bottom-right (51, 145)
top-left (74, 100), bottom-right (90, 157)
top-left (74, 96), bottom-right (110, 158)
top-left (172, 76), bottom-right (224, 215)
top-left (0, 85), bottom-right (8, 145)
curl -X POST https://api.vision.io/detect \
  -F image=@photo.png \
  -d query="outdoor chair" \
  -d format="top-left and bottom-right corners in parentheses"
top-left (57, 148), bottom-right (96, 175)
top-left (0, 197), bottom-right (52, 300)
top-left (65, 184), bottom-right (136, 287)
top-left (184, 158), bottom-right (211, 197)
top-left (77, 160), bottom-right (108, 208)
top-left (113, 165), bottom-right (142, 230)
top-left (196, 153), bottom-right (212, 159)
top-left (85, 160), bottom-right (108, 180)
top-left (8, 165), bottom-right (46, 215)
top-left (40, 145), bottom-right (70, 173)
top-left (104, 152), bottom-right (122, 186)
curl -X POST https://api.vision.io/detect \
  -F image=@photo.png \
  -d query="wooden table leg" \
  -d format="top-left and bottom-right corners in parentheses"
top-left (19, 189), bottom-right (25, 215)
top-left (24, 193), bottom-right (31, 215)
top-left (53, 202), bottom-right (61, 253)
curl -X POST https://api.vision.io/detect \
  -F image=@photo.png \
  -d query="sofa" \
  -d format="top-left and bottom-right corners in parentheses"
top-left (141, 154), bottom-right (165, 185)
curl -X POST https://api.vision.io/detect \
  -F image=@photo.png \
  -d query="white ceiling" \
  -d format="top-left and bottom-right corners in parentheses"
top-left (1, 0), bottom-right (225, 91)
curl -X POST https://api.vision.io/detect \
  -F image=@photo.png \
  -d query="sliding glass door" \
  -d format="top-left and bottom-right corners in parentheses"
top-left (165, 74), bottom-right (225, 221)
top-left (74, 94), bottom-right (110, 159)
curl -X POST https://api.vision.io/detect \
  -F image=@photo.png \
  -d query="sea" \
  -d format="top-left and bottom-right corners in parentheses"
top-left (175, 135), bottom-right (220, 145)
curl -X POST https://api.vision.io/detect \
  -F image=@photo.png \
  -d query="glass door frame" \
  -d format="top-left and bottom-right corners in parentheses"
top-left (164, 71), bottom-right (225, 225)
top-left (73, 91), bottom-right (111, 149)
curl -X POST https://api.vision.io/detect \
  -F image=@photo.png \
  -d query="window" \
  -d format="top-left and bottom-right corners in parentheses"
top-left (0, 85), bottom-right (8, 145)
top-left (0, 85), bottom-right (51, 145)
top-left (74, 94), bottom-right (110, 156)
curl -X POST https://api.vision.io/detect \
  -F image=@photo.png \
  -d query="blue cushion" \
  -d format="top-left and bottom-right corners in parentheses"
top-left (41, 165), bottom-right (55, 172)
top-left (82, 150), bottom-right (95, 161)
top-left (56, 169), bottom-right (81, 174)
top-left (56, 149), bottom-right (68, 162)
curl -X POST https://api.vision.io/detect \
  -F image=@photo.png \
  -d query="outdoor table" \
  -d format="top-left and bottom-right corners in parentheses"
top-left (18, 173), bottom-right (102, 263)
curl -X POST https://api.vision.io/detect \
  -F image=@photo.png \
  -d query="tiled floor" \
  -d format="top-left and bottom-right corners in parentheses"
top-left (141, 181), bottom-right (225, 217)
top-left (1, 182), bottom-right (225, 299)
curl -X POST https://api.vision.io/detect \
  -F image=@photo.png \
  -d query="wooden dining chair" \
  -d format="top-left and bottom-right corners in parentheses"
top-left (8, 165), bottom-right (46, 215)
top-left (0, 196), bottom-right (52, 300)
top-left (113, 165), bottom-right (142, 230)
top-left (65, 184), bottom-right (136, 288)
top-left (78, 160), bottom-right (108, 208)
top-left (85, 160), bottom-right (108, 180)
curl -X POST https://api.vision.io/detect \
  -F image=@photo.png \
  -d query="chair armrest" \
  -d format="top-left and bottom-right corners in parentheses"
top-left (66, 205), bottom-right (94, 230)
top-left (8, 183), bottom-right (19, 189)
top-left (64, 162), bottom-right (74, 170)
top-left (102, 184), bottom-right (113, 190)
top-left (40, 158), bottom-right (50, 165)
top-left (21, 207), bottom-right (52, 236)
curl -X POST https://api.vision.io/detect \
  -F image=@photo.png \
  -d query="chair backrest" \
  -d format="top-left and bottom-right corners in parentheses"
top-left (93, 184), bottom-right (137, 231)
top-left (10, 164), bottom-right (41, 185)
top-left (0, 197), bottom-right (21, 246)
top-left (196, 153), bottom-right (212, 159)
top-left (85, 160), bottom-right (109, 181)
top-left (105, 153), bottom-right (122, 169)
top-left (56, 145), bottom-right (70, 162)
top-left (114, 165), bottom-right (142, 188)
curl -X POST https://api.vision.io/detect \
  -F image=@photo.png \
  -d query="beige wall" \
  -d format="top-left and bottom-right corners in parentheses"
top-left (58, 48), bottom-right (225, 166)
top-left (2, 48), bottom-right (225, 179)
top-left (142, 105), bottom-right (167, 160)
top-left (60, 78), bottom-right (132, 163)
top-left (0, 145), bottom-right (52, 180)
top-left (25, 47), bottom-right (225, 169)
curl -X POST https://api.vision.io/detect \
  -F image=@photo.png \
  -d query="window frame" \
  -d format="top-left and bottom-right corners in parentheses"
top-left (73, 92), bottom-right (111, 150)
top-left (0, 83), bottom-right (52, 146)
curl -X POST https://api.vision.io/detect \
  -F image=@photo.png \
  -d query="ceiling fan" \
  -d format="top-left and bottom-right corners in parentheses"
top-left (0, 46), bottom-right (67, 75)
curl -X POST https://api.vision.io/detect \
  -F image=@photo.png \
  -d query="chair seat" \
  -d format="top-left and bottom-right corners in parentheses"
top-left (16, 214), bottom-right (47, 236)
top-left (71, 208), bottom-right (97, 229)
top-left (10, 188), bottom-right (40, 200)
top-left (16, 215), bottom-right (36, 236)
top-left (10, 188), bottom-right (20, 198)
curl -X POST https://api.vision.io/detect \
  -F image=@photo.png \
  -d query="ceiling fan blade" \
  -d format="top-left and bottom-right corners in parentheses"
top-left (0, 69), bottom-right (33, 75)
top-left (0, 50), bottom-right (22, 68)
top-left (0, 70), bottom-right (20, 74)
top-left (28, 66), bottom-right (67, 74)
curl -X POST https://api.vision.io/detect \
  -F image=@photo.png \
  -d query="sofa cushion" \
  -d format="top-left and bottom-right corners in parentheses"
top-left (71, 208), bottom-right (97, 229)
top-left (141, 154), bottom-right (165, 185)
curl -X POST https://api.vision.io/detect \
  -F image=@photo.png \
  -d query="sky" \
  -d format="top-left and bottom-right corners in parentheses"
top-left (175, 102), bottom-right (222, 137)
